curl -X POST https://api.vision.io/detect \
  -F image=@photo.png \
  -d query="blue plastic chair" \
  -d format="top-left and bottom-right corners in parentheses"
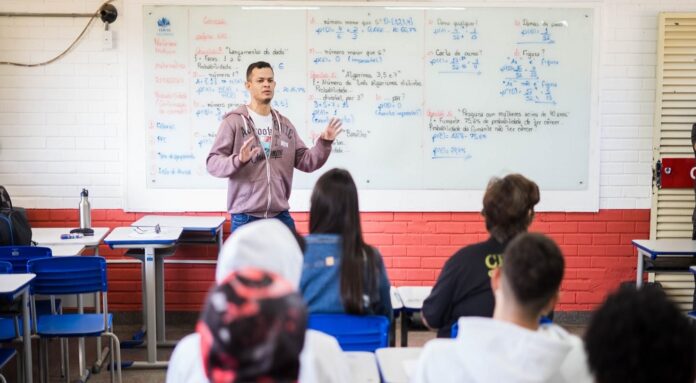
top-left (28, 256), bottom-right (122, 383)
top-left (0, 261), bottom-right (19, 342)
top-left (308, 314), bottom-right (390, 352)
top-left (0, 261), bottom-right (21, 382)
top-left (0, 246), bottom-right (62, 317)
top-left (0, 246), bottom-right (52, 273)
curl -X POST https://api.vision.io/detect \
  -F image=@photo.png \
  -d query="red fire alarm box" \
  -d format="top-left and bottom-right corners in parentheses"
top-left (659, 158), bottom-right (696, 189)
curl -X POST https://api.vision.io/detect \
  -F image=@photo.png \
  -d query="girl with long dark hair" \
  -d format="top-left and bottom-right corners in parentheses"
top-left (300, 168), bottom-right (392, 318)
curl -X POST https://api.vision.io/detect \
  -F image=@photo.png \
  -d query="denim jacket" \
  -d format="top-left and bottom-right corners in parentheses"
top-left (300, 234), bottom-right (392, 320)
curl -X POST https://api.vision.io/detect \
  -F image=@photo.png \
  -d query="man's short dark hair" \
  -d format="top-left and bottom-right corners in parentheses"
top-left (482, 174), bottom-right (539, 243)
top-left (585, 285), bottom-right (696, 383)
top-left (501, 233), bottom-right (564, 315)
top-left (246, 61), bottom-right (273, 81)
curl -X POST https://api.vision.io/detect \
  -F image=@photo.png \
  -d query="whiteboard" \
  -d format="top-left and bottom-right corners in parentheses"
top-left (126, 2), bottom-right (600, 212)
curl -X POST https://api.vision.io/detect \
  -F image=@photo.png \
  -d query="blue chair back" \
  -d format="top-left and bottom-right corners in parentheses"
top-left (0, 246), bottom-right (52, 273)
top-left (28, 256), bottom-right (107, 295)
top-left (308, 314), bottom-right (389, 352)
top-left (0, 261), bottom-right (11, 274)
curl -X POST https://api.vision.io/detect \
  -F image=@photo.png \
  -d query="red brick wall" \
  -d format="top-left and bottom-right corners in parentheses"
top-left (27, 208), bottom-right (650, 312)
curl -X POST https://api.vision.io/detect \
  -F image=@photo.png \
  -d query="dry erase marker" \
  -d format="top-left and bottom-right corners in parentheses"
top-left (61, 233), bottom-right (83, 239)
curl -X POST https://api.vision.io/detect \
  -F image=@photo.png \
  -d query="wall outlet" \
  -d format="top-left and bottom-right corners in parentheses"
top-left (103, 30), bottom-right (113, 50)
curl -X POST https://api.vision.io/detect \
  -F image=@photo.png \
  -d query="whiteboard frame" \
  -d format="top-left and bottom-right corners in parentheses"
top-left (124, 1), bottom-right (602, 212)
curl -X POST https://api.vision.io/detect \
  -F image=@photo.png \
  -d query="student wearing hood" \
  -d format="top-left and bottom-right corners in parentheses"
top-left (167, 219), bottom-right (350, 383)
top-left (412, 233), bottom-right (592, 383)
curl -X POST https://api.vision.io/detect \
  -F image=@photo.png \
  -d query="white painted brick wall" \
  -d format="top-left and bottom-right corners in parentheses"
top-left (0, 0), bottom-right (694, 210)
top-left (0, 0), bottom-right (123, 208)
top-left (599, 0), bottom-right (695, 209)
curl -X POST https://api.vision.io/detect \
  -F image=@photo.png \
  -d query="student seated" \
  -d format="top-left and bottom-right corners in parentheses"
top-left (167, 220), bottom-right (349, 383)
top-left (180, 268), bottom-right (305, 382)
top-left (413, 233), bottom-right (592, 383)
top-left (584, 284), bottom-right (696, 383)
top-left (422, 174), bottom-right (540, 337)
top-left (300, 168), bottom-right (392, 319)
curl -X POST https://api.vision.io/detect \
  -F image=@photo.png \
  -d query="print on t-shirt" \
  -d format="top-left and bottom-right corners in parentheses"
top-left (256, 126), bottom-right (273, 158)
top-left (247, 109), bottom-right (273, 158)
top-left (485, 253), bottom-right (503, 277)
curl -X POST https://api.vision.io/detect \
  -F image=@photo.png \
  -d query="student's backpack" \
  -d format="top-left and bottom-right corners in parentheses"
top-left (0, 186), bottom-right (32, 246)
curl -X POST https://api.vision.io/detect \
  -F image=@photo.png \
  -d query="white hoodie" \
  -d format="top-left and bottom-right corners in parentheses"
top-left (412, 317), bottom-right (593, 383)
top-left (167, 220), bottom-right (350, 383)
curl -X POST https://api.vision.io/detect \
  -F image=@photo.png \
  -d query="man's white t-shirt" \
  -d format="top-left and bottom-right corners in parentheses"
top-left (247, 108), bottom-right (273, 158)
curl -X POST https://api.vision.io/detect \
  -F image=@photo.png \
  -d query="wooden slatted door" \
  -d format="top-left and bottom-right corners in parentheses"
top-left (651, 13), bottom-right (696, 310)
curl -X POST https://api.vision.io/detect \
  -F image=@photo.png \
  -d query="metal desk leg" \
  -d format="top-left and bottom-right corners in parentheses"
top-left (636, 248), bottom-right (645, 288)
top-left (77, 295), bottom-right (90, 381)
top-left (92, 244), bottom-right (106, 372)
top-left (92, 290), bottom-right (111, 373)
top-left (401, 313), bottom-right (410, 347)
top-left (22, 289), bottom-right (32, 383)
top-left (143, 260), bottom-right (148, 332)
top-left (217, 226), bottom-right (223, 256)
top-left (144, 247), bottom-right (157, 363)
top-left (389, 315), bottom-right (396, 347)
top-left (156, 254), bottom-right (166, 343)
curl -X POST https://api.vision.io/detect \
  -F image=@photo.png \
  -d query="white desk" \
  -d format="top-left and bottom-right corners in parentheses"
top-left (33, 227), bottom-right (110, 255)
top-left (104, 226), bottom-right (183, 368)
top-left (0, 273), bottom-right (35, 383)
top-left (131, 215), bottom-right (225, 258)
top-left (376, 347), bottom-right (423, 383)
top-left (632, 239), bottom-right (696, 287)
top-left (344, 351), bottom-right (380, 383)
top-left (396, 286), bottom-right (432, 346)
top-left (46, 244), bottom-right (86, 257)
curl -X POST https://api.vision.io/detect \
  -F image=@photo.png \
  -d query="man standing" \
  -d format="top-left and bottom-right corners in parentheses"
top-left (207, 61), bottom-right (342, 232)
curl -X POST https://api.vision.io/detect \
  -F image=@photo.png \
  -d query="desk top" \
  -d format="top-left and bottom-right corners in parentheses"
top-left (344, 351), bottom-right (380, 383)
top-left (0, 274), bottom-right (35, 295)
top-left (104, 226), bottom-right (183, 247)
top-left (46, 244), bottom-right (86, 257)
top-left (131, 215), bottom-right (225, 232)
top-left (375, 347), bottom-right (422, 383)
top-left (396, 286), bottom-right (432, 310)
top-left (33, 227), bottom-right (110, 247)
top-left (632, 239), bottom-right (696, 256)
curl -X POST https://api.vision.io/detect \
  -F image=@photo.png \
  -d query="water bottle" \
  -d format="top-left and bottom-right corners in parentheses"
top-left (79, 188), bottom-right (91, 230)
top-left (71, 188), bottom-right (94, 236)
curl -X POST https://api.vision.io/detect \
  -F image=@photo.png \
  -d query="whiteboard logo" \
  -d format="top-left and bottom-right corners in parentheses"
top-left (157, 17), bottom-right (171, 34)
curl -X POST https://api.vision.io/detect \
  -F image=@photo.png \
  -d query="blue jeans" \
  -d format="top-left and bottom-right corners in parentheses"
top-left (231, 210), bottom-right (296, 233)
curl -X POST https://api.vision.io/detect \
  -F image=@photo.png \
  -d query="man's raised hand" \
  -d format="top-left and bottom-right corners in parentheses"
top-left (320, 117), bottom-right (343, 141)
top-left (239, 137), bottom-right (261, 163)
